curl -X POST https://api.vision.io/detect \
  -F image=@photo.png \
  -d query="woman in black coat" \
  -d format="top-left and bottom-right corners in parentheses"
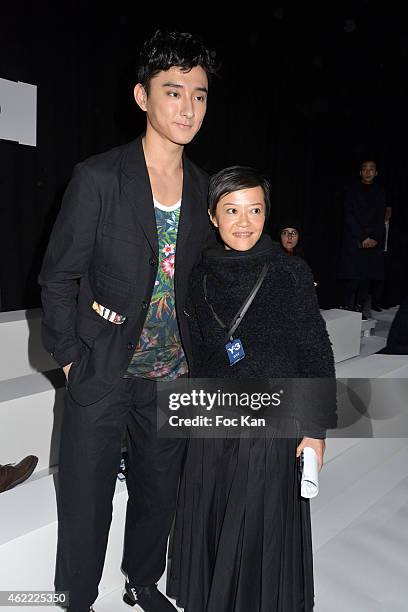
top-left (168, 167), bottom-right (337, 612)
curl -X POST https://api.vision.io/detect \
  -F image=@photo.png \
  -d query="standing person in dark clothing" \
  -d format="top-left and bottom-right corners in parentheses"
top-left (39, 30), bottom-right (217, 612)
top-left (168, 166), bottom-right (337, 612)
top-left (337, 160), bottom-right (387, 316)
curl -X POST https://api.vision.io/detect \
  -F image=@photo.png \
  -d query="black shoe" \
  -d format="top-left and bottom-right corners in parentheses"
top-left (354, 305), bottom-right (368, 320)
top-left (371, 304), bottom-right (383, 312)
top-left (123, 582), bottom-right (176, 611)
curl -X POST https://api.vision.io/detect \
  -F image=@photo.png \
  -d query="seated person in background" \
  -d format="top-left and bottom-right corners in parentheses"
top-left (0, 455), bottom-right (38, 493)
top-left (279, 218), bottom-right (305, 258)
top-left (279, 219), bottom-right (319, 287)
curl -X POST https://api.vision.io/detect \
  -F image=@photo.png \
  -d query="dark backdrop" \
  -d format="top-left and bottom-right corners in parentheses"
top-left (1, 3), bottom-right (408, 311)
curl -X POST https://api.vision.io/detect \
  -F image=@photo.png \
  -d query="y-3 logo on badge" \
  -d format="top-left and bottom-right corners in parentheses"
top-left (227, 342), bottom-right (241, 355)
top-left (225, 338), bottom-right (245, 365)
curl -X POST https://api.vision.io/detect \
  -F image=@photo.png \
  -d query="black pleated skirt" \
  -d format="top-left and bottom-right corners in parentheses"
top-left (167, 426), bottom-right (315, 612)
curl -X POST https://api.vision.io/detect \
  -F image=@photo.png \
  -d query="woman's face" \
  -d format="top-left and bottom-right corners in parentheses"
top-left (280, 227), bottom-right (299, 252)
top-left (209, 186), bottom-right (266, 251)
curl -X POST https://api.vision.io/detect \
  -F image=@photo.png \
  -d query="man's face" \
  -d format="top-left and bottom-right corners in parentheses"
top-left (360, 161), bottom-right (378, 184)
top-left (209, 187), bottom-right (266, 251)
top-left (134, 66), bottom-right (208, 146)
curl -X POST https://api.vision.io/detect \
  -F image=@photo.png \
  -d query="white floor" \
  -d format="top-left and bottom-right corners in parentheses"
top-left (316, 306), bottom-right (408, 611)
top-left (313, 437), bottom-right (408, 612)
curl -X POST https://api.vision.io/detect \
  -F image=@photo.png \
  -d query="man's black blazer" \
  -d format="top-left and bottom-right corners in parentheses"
top-left (39, 135), bottom-right (214, 405)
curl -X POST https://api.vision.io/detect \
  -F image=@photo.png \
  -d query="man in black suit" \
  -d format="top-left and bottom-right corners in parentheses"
top-left (337, 159), bottom-right (387, 317)
top-left (39, 30), bottom-right (216, 612)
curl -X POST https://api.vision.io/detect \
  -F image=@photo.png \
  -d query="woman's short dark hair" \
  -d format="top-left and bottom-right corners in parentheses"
top-left (208, 166), bottom-right (271, 218)
top-left (137, 29), bottom-right (218, 93)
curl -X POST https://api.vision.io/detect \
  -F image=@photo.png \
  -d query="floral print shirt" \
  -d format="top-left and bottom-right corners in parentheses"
top-left (126, 200), bottom-right (188, 380)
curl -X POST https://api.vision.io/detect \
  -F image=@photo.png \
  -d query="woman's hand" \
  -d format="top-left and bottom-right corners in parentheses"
top-left (296, 437), bottom-right (326, 472)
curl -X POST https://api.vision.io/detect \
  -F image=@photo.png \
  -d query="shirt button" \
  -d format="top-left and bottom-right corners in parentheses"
top-left (127, 342), bottom-right (135, 350)
top-left (142, 301), bottom-right (148, 309)
top-left (149, 256), bottom-right (157, 266)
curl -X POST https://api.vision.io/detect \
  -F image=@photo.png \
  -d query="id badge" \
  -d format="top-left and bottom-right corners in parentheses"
top-left (225, 338), bottom-right (245, 365)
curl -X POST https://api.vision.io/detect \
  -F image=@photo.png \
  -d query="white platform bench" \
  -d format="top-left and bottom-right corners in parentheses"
top-left (321, 309), bottom-right (362, 363)
top-left (0, 309), bottom-right (56, 381)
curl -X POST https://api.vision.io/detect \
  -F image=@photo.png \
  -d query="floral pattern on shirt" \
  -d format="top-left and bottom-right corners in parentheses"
top-left (126, 206), bottom-right (188, 380)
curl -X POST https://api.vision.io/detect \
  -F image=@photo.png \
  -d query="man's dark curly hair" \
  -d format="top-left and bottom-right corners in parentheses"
top-left (137, 29), bottom-right (218, 93)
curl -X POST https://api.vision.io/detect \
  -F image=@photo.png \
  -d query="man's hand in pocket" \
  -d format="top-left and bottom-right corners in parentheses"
top-left (63, 362), bottom-right (73, 379)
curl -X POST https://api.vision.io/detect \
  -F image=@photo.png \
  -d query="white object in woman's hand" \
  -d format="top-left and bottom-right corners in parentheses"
top-left (300, 447), bottom-right (319, 498)
top-left (296, 438), bottom-right (325, 472)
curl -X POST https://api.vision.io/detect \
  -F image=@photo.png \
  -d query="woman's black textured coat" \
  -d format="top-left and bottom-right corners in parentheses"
top-left (168, 235), bottom-right (337, 612)
top-left (186, 234), bottom-right (337, 436)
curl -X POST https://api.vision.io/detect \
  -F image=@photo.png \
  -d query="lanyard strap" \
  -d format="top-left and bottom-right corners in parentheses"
top-left (203, 262), bottom-right (270, 341)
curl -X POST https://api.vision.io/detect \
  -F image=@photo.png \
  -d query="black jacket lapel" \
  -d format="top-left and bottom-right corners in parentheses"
top-left (176, 155), bottom-right (202, 265)
top-left (121, 136), bottom-right (158, 255)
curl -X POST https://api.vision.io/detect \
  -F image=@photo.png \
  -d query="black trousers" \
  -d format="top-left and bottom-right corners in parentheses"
top-left (370, 276), bottom-right (385, 306)
top-left (340, 279), bottom-right (370, 309)
top-left (55, 377), bottom-right (186, 609)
